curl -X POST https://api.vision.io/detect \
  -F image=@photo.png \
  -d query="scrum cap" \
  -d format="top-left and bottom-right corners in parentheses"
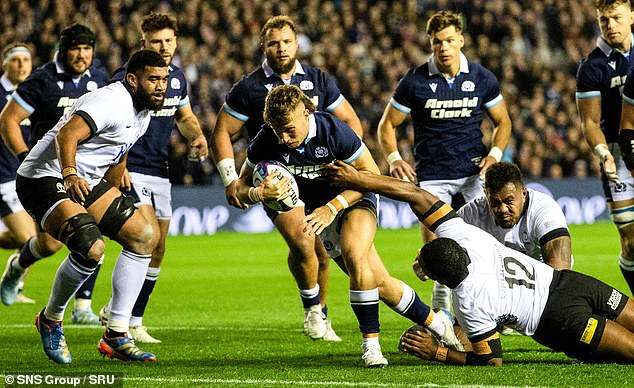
top-left (59, 24), bottom-right (96, 53)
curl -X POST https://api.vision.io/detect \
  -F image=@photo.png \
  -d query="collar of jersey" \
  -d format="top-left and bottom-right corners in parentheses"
top-left (262, 59), bottom-right (305, 79)
top-left (53, 52), bottom-right (92, 78)
top-left (0, 74), bottom-right (14, 93)
top-left (428, 51), bottom-right (469, 77)
top-left (597, 33), bottom-right (634, 57)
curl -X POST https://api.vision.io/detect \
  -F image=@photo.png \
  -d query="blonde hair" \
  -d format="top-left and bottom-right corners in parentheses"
top-left (264, 85), bottom-right (315, 130)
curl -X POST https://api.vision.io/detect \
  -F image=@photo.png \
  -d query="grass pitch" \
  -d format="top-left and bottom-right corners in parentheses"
top-left (1, 222), bottom-right (633, 387)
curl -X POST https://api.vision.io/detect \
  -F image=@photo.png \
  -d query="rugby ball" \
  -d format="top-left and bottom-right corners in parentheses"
top-left (252, 160), bottom-right (299, 211)
top-left (398, 324), bottom-right (437, 353)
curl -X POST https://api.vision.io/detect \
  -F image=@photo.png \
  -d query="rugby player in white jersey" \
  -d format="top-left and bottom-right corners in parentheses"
top-left (457, 162), bottom-right (572, 269)
top-left (17, 50), bottom-right (167, 364)
top-left (328, 161), bottom-right (634, 365)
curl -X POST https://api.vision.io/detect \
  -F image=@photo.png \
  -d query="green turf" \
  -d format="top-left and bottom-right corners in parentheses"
top-left (1, 222), bottom-right (633, 387)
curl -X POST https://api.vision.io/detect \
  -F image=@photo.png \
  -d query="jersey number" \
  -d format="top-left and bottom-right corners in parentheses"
top-left (503, 256), bottom-right (535, 290)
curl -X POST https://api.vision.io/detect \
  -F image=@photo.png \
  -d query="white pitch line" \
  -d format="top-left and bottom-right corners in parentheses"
top-left (124, 376), bottom-right (534, 388)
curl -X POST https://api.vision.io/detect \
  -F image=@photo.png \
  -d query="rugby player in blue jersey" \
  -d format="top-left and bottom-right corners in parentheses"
top-left (577, 0), bottom-right (634, 295)
top-left (0, 43), bottom-right (36, 304)
top-left (0, 24), bottom-right (108, 323)
top-left (377, 11), bottom-right (511, 313)
top-left (233, 85), bottom-right (463, 368)
top-left (211, 15), bottom-right (363, 341)
top-left (99, 13), bottom-right (208, 344)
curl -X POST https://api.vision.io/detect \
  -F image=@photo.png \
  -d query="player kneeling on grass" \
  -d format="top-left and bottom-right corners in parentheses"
top-left (232, 84), bottom-right (464, 368)
top-left (17, 49), bottom-right (167, 364)
top-left (327, 160), bottom-right (634, 365)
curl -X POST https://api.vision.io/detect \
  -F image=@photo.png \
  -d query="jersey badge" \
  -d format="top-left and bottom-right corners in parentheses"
top-left (430, 83), bottom-right (437, 93)
top-left (56, 182), bottom-right (66, 194)
top-left (57, 81), bottom-right (64, 90)
top-left (171, 78), bottom-right (181, 90)
top-left (282, 153), bottom-right (290, 163)
top-left (461, 80), bottom-right (475, 92)
top-left (87, 81), bottom-right (98, 91)
top-left (314, 146), bottom-right (329, 158)
top-left (609, 60), bottom-right (617, 70)
top-left (299, 80), bottom-right (314, 91)
top-left (264, 84), bottom-right (273, 91)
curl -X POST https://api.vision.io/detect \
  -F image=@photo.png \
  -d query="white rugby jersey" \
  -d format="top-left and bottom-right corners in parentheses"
top-left (18, 82), bottom-right (151, 188)
top-left (458, 189), bottom-right (568, 261)
top-left (435, 217), bottom-right (555, 337)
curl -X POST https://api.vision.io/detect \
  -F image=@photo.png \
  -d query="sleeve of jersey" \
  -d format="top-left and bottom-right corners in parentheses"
top-left (73, 91), bottom-right (117, 136)
top-left (419, 201), bottom-right (458, 232)
top-left (575, 61), bottom-right (601, 99)
top-left (12, 76), bottom-right (44, 114)
top-left (466, 330), bottom-right (502, 365)
top-left (330, 120), bottom-right (365, 163)
top-left (623, 77), bottom-right (634, 105)
top-left (531, 196), bottom-right (570, 246)
top-left (321, 72), bottom-right (345, 112)
top-left (224, 81), bottom-right (250, 122)
top-left (245, 130), bottom-right (271, 169)
top-left (390, 71), bottom-right (414, 114)
top-left (481, 68), bottom-right (503, 109)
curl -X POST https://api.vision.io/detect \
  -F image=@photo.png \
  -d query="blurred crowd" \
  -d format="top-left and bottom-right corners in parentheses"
top-left (0, 0), bottom-right (605, 184)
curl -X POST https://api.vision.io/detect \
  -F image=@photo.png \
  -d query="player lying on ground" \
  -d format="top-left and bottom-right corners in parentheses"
top-left (327, 160), bottom-right (634, 365)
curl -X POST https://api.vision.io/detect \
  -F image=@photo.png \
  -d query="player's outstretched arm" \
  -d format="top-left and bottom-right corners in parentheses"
top-left (400, 329), bottom-right (502, 366)
top-left (327, 160), bottom-right (438, 218)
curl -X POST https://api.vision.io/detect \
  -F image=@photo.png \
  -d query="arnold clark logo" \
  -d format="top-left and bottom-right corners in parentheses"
top-left (424, 97), bottom-right (478, 118)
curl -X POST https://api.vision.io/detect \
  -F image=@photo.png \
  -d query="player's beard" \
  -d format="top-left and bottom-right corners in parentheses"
top-left (137, 87), bottom-right (165, 111)
top-left (268, 53), bottom-right (296, 75)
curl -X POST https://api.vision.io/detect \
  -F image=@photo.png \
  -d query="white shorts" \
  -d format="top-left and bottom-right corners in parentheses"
top-left (0, 180), bottom-right (24, 217)
top-left (418, 174), bottom-right (484, 206)
top-left (603, 143), bottom-right (634, 203)
top-left (129, 172), bottom-right (172, 220)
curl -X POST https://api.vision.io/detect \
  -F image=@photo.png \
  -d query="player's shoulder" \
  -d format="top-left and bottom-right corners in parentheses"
top-left (235, 66), bottom-right (266, 86)
top-left (24, 62), bottom-right (57, 82)
top-left (88, 65), bottom-right (108, 82)
top-left (466, 60), bottom-right (498, 81)
top-left (577, 47), bottom-right (609, 73)
top-left (526, 188), bottom-right (562, 215)
top-left (299, 63), bottom-right (330, 78)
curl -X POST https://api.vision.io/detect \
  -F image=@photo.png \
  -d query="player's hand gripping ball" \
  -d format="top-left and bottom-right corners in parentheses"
top-left (252, 160), bottom-right (299, 212)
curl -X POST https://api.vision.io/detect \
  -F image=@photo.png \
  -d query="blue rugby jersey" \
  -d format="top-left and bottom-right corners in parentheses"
top-left (11, 59), bottom-right (107, 147)
top-left (246, 112), bottom-right (364, 210)
top-left (111, 64), bottom-right (189, 178)
top-left (224, 59), bottom-right (344, 140)
top-left (0, 75), bottom-right (29, 183)
top-left (391, 53), bottom-right (503, 181)
top-left (577, 35), bottom-right (634, 143)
